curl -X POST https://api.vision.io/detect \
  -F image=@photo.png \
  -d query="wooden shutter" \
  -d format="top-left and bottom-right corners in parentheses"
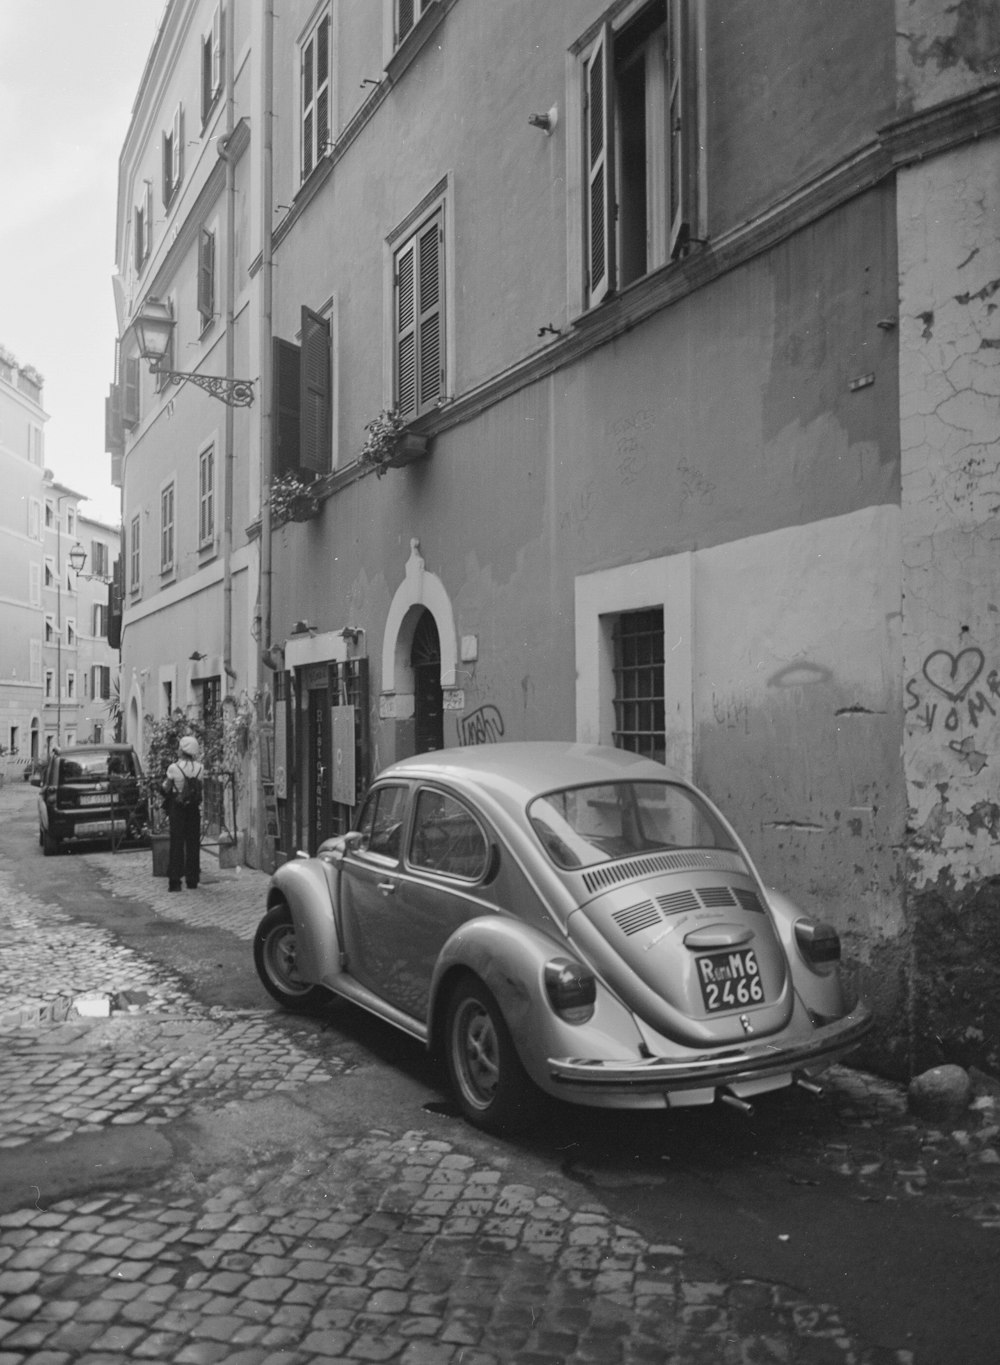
top-left (105, 384), bottom-right (123, 454)
top-left (172, 104), bottom-right (183, 196)
top-left (316, 17), bottom-right (330, 156)
top-left (212, 4), bottom-right (222, 97)
top-left (416, 212), bottom-right (444, 411)
top-left (161, 129), bottom-right (171, 205)
top-left (668, 0), bottom-right (696, 259)
top-left (395, 237), bottom-right (417, 419)
top-left (198, 229), bottom-right (215, 324)
top-left (121, 358), bottom-right (140, 430)
top-left (300, 307), bottom-right (331, 475)
top-left (398, 0), bottom-right (415, 44)
top-left (584, 26), bottom-right (613, 305)
top-left (302, 34), bottom-right (314, 179)
top-left (272, 338), bottom-right (301, 477)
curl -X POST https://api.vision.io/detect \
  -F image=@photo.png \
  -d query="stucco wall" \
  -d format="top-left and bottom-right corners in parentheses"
top-left (899, 132), bottom-right (1000, 1072)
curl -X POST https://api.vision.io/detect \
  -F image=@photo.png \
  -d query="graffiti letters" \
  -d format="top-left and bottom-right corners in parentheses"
top-left (905, 644), bottom-right (1000, 738)
top-left (458, 704), bottom-right (505, 747)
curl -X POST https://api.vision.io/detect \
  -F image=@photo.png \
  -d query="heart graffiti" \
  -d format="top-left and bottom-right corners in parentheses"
top-left (922, 648), bottom-right (986, 703)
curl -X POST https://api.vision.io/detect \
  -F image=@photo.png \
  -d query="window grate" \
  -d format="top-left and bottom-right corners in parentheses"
top-left (612, 607), bottom-right (665, 762)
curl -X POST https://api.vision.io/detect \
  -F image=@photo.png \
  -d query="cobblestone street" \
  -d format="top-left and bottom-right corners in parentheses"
top-left (1, 781), bottom-right (998, 1363)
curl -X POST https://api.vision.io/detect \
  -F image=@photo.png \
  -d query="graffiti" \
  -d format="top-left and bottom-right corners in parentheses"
top-left (558, 479), bottom-right (597, 533)
top-left (677, 458), bottom-right (716, 507)
top-left (458, 704), bottom-right (505, 747)
top-left (905, 645), bottom-right (1000, 736)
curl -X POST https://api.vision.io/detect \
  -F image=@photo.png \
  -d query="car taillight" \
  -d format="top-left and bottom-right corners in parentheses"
top-left (794, 918), bottom-right (841, 967)
top-left (544, 959), bottom-right (596, 1024)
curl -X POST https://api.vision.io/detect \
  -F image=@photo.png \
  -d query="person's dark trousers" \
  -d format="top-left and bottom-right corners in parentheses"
top-left (167, 803), bottom-right (201, 889)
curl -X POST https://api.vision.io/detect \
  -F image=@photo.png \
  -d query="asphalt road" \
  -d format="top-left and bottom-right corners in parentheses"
top-left (6, 778), bottom-right (1000, 1363)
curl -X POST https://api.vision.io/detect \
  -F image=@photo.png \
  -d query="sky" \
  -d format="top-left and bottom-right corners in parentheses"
top-left (0, 2), bottom-right (166, 526)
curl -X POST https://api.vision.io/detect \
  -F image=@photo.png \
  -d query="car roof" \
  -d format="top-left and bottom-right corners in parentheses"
top-left (379, 741), bottom-right (682, 806)
top-left (56, 743), bottom-right (136, 757)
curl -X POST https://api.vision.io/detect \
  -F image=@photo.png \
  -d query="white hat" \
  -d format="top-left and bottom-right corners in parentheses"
top-left (179, 735), bottom-right (200, 758)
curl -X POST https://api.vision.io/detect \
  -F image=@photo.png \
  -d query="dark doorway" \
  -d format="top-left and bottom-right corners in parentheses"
top-left (306, 679), bottom-right (332, 853)
top-left (411, 610), bottom-right (443, 753)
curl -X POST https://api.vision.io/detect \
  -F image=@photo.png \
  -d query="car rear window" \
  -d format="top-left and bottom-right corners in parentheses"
top-left (59, 752), bottom-right (138, 781)
top-left (528, 780), bottom-right (737, 870)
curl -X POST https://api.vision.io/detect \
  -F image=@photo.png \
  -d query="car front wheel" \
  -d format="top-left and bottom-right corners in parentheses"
top-left (42, 825), bottom-right (60, 857)
top-left (253, 903), bottom-right (329, 1010)
top-left (444, 976), bottom-right (539, 1133)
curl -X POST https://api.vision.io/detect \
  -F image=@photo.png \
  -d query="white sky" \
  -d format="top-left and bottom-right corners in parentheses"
top-left (0, 1), bottom-right (166, 525)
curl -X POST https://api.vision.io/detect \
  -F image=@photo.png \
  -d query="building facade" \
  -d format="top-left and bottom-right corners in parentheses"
top-left (0, 345), bottom-right (46, 774)
top-left (112, 0), bottom-right (1000, 1075)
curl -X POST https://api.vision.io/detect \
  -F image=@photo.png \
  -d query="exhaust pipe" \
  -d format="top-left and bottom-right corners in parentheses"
top-left (718, 1090), bottom-right (754, 1116)
top-left (794, 1074), bottom-right (824, 1097)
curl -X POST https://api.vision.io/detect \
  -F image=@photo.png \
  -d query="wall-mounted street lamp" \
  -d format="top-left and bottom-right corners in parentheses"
top-left (132, 297), bottom-right (255, 408)
top-left (67, 543), bottom-right (110, 582)
top-left (189, 651), bottom-right (207, 662)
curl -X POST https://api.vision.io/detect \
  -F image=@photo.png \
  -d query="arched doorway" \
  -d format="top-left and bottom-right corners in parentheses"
top-left (411, 610), bottom-right (443, 753)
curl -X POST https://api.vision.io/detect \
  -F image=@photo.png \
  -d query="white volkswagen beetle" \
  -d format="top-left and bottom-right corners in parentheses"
top-left (254, 742), bottom-right (871, 1132)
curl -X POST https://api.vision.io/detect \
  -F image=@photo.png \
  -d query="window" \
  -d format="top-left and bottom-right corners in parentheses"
top-left (92, 665), bottom-right (111, 701)
top-left (301, 11), bottom-right (330, 181)
top-left (44, 669), bottom-right (54, 699)
top-left (196, 677), bottom-right (221, 728)
top-left (66, 508), bottom-right (76, 538)
top-left (396, 0), bottom-right (432, 45)
top-left (581, 0), bottom-right (698, 308)
top-left (66, 672), bottom-right (76, 701)
top-left (92, 602), bottom-right (108, 636)
top-left (28, 424), bottom-right (43, 466)
top-left (65, 618), bottom-right (76, 648)
top-left (160, 483), bottom-right (175, 572)
top-left (120, 355), bottom-right (140, 430)
top-left (162, 103), bottom-right (184, 205)
top-left (44, 614), bottom-right (56, 644)
top-left (202, 4), bottom-right (223, 124)
top-left (410, 788), bottom-right (489, 880)
top-left (8, 726), bottom-right (18, 756)
top-left (199, 445), bottom-right (215, 546)
top-left (394, 206), bottom-right (444, 420)
top-left (28, 498), bottom-right (41, 540)
top-left (134, 180), bottom-right (153, 270)
top-left (90, 541), bottom-right (110, 579)
top-left (271, 305), bottom-right (332, 478)
top-left (129, 514), bottom-right (141, 591)
top-left (197, 229), bottom-right (215, 329)
top-left (45, 499), bottom-right (54, 529)
top-left (44, 557), bottom-right (55, 588)
top-left (613, 607), bottom-right (665, 762)
top-left (357, 785), bottom-right (408, 861)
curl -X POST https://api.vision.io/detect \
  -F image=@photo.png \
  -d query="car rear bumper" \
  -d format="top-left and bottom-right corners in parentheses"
top-left (547, 1002), bottom-right (873, 1093)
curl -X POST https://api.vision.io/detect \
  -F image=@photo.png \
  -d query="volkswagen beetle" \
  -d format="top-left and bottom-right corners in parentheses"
top-left (254, 742), bottom-right (871, 1132)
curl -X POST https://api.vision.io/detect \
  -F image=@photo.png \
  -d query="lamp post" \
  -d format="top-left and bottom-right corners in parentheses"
top-left (132, 297), bottom-right (255, 407)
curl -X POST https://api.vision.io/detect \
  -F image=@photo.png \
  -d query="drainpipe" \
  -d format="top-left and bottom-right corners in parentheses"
top-left (257, 0), bottom-right (276, 867)
top-left (221, 0), bottom-right (236, 691)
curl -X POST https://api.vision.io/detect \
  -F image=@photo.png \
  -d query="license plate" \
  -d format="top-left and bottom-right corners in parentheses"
top-left (78, 793), bottom-right (107, 807)
top-left (696, 948), bottom-right (765, 1013)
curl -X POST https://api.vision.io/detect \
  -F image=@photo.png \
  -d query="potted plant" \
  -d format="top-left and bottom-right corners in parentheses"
top-left (359, 408), bottom-right (428, 478)
top-left (269, 472), bottom-right (324, 526)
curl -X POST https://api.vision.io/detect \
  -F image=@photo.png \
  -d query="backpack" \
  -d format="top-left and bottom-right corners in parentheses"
top-left (173, 764), bottom-right (203, 808)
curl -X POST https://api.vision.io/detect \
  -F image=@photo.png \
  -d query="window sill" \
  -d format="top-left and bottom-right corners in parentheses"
top-left (386, 1), bottom-right (446, 85)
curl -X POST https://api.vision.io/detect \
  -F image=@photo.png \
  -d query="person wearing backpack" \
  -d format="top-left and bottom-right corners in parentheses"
top-left (163, 734), bottom-right (205, 891)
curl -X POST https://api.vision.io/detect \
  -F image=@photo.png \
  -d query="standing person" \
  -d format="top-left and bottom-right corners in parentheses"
top-left (163, 735), bottom-right (204, 891)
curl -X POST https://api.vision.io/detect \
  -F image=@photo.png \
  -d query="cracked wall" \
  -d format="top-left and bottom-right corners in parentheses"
top-left (899, 117), bottom-right (1000, 1072)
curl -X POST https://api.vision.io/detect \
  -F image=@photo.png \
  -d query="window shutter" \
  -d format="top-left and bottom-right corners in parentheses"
top-left (300, 307), bottom-right (331, 475)
top-left (212, 4), bottom-right (222, 97)
top-left (144, 181), bottom-right (153, 260)
top-left (302, 37), bottom-right (314, 179)
top-left (198, 229), bottom-right (215, 324)
top-left (172, 104), bottom-right (183, 196)
top-left (316, 17), bottom-right (330, 156)
top-left (121, 358), bottom-right (140, 429)
top-left (395, 238), bottom-right (417, 419)
top-left (416, 213), bottom-right (443, 411)
top-left (162, 129), bottom-right (170, 205)
top-left (105, 383), bottom-right (124, 454)
top-left (668, 0), bottom-right (696, 259)
top-left (108, 560), bottom-right (123, 649)
top-left (398, 0), bottom-right (415, 44)
top-left (584, 26), bottom-right (613, 305)
top-left (272, 338), bottom-right (301, 477)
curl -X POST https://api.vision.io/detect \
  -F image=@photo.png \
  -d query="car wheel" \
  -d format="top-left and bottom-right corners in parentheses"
top-left (42, 826), bottom-right (60, 857)
top-left (444, 975), bottom-right (539, 1133)
top-left (253, 902), bottom-right (329, 1010)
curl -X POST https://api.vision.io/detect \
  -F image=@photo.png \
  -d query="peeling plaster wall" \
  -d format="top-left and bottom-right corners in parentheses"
top-left (899, 123), bottom-right (1000, 1069)
top-left (895, 0), bottom-right (1000, 114)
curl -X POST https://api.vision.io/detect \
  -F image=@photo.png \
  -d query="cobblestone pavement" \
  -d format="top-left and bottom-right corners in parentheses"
top-left (0, 781), bottom-right (996, 1362)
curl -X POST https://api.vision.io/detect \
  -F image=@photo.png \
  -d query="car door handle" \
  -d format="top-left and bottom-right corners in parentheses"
top-left (377, 880), bottom-right (397, 895)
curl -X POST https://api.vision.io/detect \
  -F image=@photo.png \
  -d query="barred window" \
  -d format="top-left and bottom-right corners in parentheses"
top-left (612, 608), bottom-right (665, 762)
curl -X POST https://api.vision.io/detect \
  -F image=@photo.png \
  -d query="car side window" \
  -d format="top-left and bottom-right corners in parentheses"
top-left (358, 785), bottom-right (408, 861)
top-left (409, 788), bottom-right (489, 880)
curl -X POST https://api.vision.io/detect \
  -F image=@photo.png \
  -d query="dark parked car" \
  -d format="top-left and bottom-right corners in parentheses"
top-left (36, 744), bottom-right (149, 856)
top-left (254, 742), bottom-right (871, 1133)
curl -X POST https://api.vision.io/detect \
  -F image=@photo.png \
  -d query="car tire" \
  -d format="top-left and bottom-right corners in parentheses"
top-left (444, 975), bottom-right (540, 1134)
top-left (42, 826), bottom-right (60, 857)
top-left (253, 902), bottom-right (329, 1010)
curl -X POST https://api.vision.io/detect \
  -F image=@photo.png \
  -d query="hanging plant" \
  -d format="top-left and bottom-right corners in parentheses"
top-left (359, 408), bottom-right (428, 478)
top-left (269, 472), bottom-right (324, 526)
